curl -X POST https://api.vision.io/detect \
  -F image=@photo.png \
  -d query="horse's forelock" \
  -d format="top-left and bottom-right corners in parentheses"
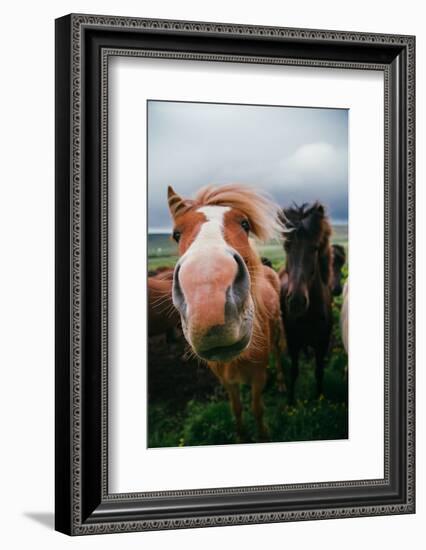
top-left (193, 184), bottom-right (282, 242)
top-left (282, 202), bottom-right (331, 244)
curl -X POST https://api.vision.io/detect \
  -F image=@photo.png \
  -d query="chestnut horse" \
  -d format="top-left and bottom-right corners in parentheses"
top-left (279, 202), bottom-right (333, 402)
top-left (167, 184), bottom-right (285, 440)
top-left (148, 269), bottom-right (180, 338)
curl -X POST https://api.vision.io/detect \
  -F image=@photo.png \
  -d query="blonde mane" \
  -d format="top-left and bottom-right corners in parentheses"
top-left (193, 184), bottom-right (282, 242)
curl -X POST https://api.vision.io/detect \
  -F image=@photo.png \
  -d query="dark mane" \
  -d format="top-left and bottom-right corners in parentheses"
top-left (280, 202), bottom-right (331, 244)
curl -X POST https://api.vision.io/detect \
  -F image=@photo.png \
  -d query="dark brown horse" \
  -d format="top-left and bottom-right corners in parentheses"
top-left (330, 244), bottom-right (346, 296)
top-left (279, 202), bottom-right (333, 402)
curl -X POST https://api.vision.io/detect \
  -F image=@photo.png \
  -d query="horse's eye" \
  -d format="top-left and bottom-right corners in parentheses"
top-left (240, 219), bottom-right (250, 233)
top-left (172, 230), bottom-right (181, 243)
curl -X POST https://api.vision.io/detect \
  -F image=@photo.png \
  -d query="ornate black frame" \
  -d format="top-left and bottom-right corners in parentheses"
top-left (55, 14), bottom-right (415, 535)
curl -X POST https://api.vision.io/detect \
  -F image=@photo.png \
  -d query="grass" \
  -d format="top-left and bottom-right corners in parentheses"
top-left (148, 336), bottom-right (348, 448)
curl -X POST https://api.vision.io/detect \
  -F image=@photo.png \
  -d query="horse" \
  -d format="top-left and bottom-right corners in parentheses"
top-left (167, 184), bottom-right (285, 440)
top-left (148, 268), bottom-right (181, 338)
top-left (148, 266), bottom-right (175, 277)
top-left (340, 281), bottom-right (349, 354)
top-left (279, 202), bottom-right (333, 403)
top-left (330, 244), bottom-right (346, 296)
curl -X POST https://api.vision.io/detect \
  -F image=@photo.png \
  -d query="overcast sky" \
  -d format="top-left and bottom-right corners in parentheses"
top-left (148, 100), bottom-right (348, 233)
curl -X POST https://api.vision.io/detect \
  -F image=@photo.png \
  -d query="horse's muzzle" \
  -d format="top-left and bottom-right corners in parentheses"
top-left (172, 249), bottom-right (253, 361)
top-left (196, 331), bottom-right (251, 362)
top-left (287, 291), bottom-right (309, 318)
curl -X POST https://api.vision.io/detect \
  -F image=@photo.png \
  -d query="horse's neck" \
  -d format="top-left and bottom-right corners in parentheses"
top-left (307, 246), bottom-right (330, 298)
top-left (318, 245), bottom-right (332, 287)
top-left (308, 260), bottom-right (331, 312)
top-left (245, 264), bottom-right (274, 353)
top-left (252, 264), bottom-right (272, 317)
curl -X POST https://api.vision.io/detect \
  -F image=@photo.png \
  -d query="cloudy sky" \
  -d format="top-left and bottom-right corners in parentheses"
top-left (148, 100), bottom-right (348, 233)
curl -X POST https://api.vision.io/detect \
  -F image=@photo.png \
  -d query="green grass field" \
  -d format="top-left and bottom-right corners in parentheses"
top-left (147, 225), bottom-right (348, 448)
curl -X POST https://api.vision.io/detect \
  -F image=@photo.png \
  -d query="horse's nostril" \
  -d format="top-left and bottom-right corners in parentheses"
top-left (287, 292), bottom-right (307, 311)
top-left (172, 264), bottom-right (185, 313)
top-left (173, 263), bottom-right (180, 288)
top-left (232, 253), bottom-right (250, 291)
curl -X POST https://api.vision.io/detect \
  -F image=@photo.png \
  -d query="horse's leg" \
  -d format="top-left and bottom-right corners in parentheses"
top-left (314, 348), bottom-right (326, 398)
top-left (271, 319), bottom-right (286, 393)
top-left (315, 318), bottom-right (332, 397)
top-left (251, 370), bottom-right (268, 441)
top-left (288, 349), bottom-right (299, 405)
top-left (224, 382), bottom-right (243, 439)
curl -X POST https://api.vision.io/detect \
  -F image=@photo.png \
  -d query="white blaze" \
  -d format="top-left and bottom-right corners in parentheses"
top-left (181, 205), bottom-right (231, 262)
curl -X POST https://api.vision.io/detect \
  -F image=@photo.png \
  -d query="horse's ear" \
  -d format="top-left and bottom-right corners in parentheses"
top-left (279, 208), bottom-right (296, 234)
top-left (167, 186), bottom-right (188, 219)
top-left (315, 203), bottom-right (325, 217)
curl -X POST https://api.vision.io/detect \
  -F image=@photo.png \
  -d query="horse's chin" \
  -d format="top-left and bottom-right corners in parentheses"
top-left (195, 332), bottom-right (251, 362)
top-left (181, 300), bottom-right (254, 363)
top-left (287, 307), bottom-right (306, 319)
top-left (286, 296), bottom-right (309, 319)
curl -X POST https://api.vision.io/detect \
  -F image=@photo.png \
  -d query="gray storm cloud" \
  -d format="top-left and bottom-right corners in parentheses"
top-left (148, 101), bottom-right (348, 232)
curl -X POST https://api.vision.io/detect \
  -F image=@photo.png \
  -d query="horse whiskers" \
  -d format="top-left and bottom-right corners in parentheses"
top-left (182, 344), bottom-right (205, 366)
top-left (150, 302), bottom-right (174, 315)
top-left (150, 296), bottom-right (173, 309)
top-left (154, 304), bottom-right (178, 319)
top-left (182, 348), bottom-right (195, 361)
top-left (149, 292), bottom-right (174, 305)
top-left (148, 288), bottom-right (172, 298)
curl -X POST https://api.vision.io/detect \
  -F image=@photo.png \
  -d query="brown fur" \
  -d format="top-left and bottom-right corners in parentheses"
top-left (168, 185), bottom-right (286, 440)
top-left (148, 269), bottom-right (180, 337)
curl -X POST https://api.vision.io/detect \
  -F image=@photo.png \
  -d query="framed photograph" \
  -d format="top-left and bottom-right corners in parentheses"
top-left (55, 14), bottom-right (415, 535)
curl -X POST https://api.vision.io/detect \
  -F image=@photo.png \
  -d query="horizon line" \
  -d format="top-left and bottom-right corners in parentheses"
top-left (148, 220), bottom-right (349, 234)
